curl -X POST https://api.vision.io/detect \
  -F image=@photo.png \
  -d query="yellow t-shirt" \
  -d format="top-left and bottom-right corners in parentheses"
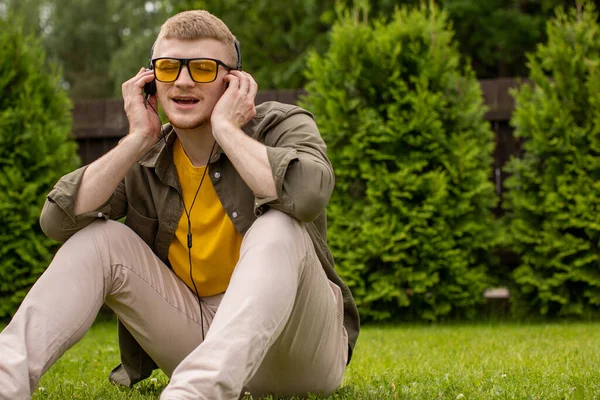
top-left (168, 138), bottom-right (243, 297)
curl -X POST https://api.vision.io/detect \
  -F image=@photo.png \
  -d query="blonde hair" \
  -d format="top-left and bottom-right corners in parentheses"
top-left (154, 10), bottom-right (237, 66)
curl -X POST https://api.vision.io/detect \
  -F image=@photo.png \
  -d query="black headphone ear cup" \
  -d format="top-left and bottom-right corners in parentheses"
top-left (144, 80), bottom-right (157, 96)
top-left (145, 46), bottom-right (156, 95)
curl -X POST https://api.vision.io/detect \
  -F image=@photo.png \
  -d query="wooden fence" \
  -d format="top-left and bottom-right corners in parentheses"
top-left (72, 78), bottom-right (525, 201)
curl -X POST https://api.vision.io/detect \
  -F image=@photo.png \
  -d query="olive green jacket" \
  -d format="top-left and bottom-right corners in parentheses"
top-left (39, 101), bottom-right (359, 387)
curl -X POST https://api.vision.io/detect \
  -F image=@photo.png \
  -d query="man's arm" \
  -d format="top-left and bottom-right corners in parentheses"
top-left (40, 68), bottom-right (161, 241)
top-left (211, 122), bottom-right (277, 199)
top-left (72, 134), bottom-right (156, 215)
top-left (211, 71), bottom-right (333, 222)
top-left (211, 71), bottom-right (276, 199)
top-left (74, 68), bottom-right (161, 214)
top-left (256, 112), bottom-right (334, 222)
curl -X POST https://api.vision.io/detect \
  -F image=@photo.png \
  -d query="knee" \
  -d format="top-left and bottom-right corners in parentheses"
top-left (242, 210), bottom-right (308, 256)
top-left (46, 221), bottom-right (138, 286)
top-left (62, 220), bottom-right (153, 288)
top-left (256, 209), bottom-right (297, 227)
top-left (66, 220), bottom-right (141, 256)
top-left (71, 220), bottom-right (133, 242)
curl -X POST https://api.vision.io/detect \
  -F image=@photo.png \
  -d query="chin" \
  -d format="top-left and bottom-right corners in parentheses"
top-left (171, 120), bottom-right (209, 130)
top-left (166, 113), bottom-right (209, 130)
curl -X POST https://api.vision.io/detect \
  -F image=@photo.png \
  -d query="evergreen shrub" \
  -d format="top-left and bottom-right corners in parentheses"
top-left (0, 16), bottom-right (79, 320)
top-left (503, 2), bottom-right (600, 317)
top-left (301, 4), bottom-right (498, 321)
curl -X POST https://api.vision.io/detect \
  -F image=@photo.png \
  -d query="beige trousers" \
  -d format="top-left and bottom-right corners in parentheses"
top-left (0, 210), bottom-right (348, 400)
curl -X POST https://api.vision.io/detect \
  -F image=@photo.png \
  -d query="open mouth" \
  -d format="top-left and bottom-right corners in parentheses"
top-left (172, 97), bottom-right (199, 105)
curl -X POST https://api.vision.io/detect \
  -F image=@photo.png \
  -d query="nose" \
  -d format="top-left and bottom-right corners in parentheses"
top-left (174, 65), bottom-right (195, 88)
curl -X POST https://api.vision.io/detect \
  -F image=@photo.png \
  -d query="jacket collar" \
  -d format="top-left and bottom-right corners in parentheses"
top-left (137, 125), bottom-right (175, 169)
top-left (137, 124), bottom-right (223, 188)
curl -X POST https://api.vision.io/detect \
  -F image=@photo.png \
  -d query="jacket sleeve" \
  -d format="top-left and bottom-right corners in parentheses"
top-left (254, 112), bottom-right (334, 223)
top-left (39, 165), bottom-right (128, 243)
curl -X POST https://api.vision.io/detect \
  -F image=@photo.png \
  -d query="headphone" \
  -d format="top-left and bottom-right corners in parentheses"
top-left (144, 39), bottom-right (242, 96)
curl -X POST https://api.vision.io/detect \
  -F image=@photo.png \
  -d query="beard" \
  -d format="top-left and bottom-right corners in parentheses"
top-left (164, 108), bottom-right (210, 130)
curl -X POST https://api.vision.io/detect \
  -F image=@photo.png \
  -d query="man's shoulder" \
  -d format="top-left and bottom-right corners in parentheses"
top-left (254, 101), bottom-right (311, 119)
top-left (245, 101), bottom-right (315, 139)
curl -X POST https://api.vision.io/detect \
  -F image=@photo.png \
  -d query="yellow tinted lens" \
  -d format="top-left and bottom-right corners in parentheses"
top-left (154, 59), bottom-right (181, 82)
top-left (189, 59), bottom-right (217, 82)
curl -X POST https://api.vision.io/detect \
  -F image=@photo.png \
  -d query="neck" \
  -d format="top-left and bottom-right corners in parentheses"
top-left (174, 125), bottom-right (216, 167)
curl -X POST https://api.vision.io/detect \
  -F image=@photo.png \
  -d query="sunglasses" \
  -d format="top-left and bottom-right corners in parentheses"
top-left (151, 57), bottom-right (234, 83)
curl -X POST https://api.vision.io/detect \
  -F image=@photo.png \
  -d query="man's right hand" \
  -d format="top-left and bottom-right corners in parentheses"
top-left (73, 69), bottom-right (162, 216)
top-left (121, 68), bottom-right (162, 152)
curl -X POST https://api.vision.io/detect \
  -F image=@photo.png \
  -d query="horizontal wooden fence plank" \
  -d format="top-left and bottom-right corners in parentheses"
top-left (72, 78), bottom-right (526, 168)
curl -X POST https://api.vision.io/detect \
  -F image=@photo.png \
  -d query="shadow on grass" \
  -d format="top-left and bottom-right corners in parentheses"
top-left (126, 377), bottom-right (358, 400)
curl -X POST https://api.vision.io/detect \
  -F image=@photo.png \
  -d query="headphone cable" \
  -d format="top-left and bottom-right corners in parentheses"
top-left (183, 140), bottom-right (216, 343)
top-left (147, 98), bottom-right (213, 342)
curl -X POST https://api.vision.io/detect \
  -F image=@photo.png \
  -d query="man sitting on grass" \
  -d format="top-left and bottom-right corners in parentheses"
top-left (0, 9), bottom-right (359, 400)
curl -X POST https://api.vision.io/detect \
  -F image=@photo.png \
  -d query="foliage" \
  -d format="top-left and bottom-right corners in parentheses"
top-left (4, 0), bottom-right (169, 99)
top-left (445, 0), bottom-right (572, 78)
top-left (4, 0), bottom-right (591, 95)
top-left (159, 0), bottom-right (580, 88)
top-left (170, 0), bottom-right (343, 89)
top-left (0, 14), bottom-right (79, 321)
top-left (47, 0), bottom-right (169, 99)
top-left (503, 1), bottom-right (600, 317)
top-left (301, 4), bottom-right (497, 322)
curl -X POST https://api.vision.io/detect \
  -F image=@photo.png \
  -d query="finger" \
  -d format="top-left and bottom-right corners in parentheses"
top-left (229, 71), bottom-right (248, 90)
top-left (224, 74), bottom-right (239, 90)
top-left (146, 93), bottom-right (159, 112)
top-left (232, 70), bottom-right (249, 94)
top-left (133, 72), bottom-right (155, 90)
top-left (132, 68), bottom-right (152, 84)
top-left (123, 69), bottom-right (144, 88)
top-left (246, 72), bottom-right (258, 99)
top-left (123, 70), bottom-right (153, 91)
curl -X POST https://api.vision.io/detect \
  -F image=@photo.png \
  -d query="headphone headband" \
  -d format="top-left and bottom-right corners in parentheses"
top-left (233, 39), bottom-right (242, 71)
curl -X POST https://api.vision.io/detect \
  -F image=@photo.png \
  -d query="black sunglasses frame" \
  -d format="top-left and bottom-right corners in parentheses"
top-left (150, 57), bottom-right (236, 83)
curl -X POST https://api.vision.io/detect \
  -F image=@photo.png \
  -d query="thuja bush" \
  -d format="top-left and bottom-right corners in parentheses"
top-left (301, 4), bottom-right (498, 321)
top-left (0, 16), bottom-right (79, 320)
top-left (503, 2), bottom-right (600, 318)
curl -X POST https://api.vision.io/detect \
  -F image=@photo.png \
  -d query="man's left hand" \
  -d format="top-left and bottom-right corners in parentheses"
top-left (211, 70), bottom-right (258, 132)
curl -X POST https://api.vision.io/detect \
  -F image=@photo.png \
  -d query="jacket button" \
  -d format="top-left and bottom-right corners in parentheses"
top-left (214, 172), bottom-right (221, 179)
top-left (232, 211), bottom-right (238, 218)
top-left (97, 212), bottom-right (103, 218)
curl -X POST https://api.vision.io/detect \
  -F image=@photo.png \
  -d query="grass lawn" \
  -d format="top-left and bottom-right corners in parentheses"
top-left (29, 320), bottom-right (600, 399)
